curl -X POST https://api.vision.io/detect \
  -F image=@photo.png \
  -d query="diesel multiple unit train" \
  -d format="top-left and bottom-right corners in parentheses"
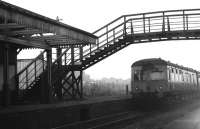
top-left (131, 58), bottom-right (200, 100)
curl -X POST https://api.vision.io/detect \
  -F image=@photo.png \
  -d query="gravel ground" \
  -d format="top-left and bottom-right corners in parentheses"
top-left (122, 100), bottom-right (200, 129)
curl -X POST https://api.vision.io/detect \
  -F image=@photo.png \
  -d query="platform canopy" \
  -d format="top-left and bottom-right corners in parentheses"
top-left (0, 1), bottom-right (97, 49)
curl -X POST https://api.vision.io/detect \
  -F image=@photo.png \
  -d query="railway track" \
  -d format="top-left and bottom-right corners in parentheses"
top-left (52, 97), bottom-right (200, 129)
top-left (52, 111), bottom-right (150, 129)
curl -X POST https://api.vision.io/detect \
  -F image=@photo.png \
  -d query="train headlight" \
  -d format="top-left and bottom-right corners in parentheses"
top-left (159, 86), bottom-right (163, 90)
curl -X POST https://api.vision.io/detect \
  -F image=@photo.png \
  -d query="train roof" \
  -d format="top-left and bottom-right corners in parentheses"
top-left (132, 58), bottom-right (199, 73)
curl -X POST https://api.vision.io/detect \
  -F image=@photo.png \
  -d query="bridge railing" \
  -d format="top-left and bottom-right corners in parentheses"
top-left (124, 9), bottom-right (200, 35)
top-left (124, 9), bottom-right (200, 32)
top-left (82, 9), bottom-right (200, 59)
top-left (66, 9), bottom-right (200, 65)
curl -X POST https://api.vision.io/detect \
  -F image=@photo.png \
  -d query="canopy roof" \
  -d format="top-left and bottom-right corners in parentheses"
top-left (0, 1), bottom-right (97, 48)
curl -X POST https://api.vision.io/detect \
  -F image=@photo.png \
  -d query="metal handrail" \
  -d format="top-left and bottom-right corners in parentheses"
top-left (17, 50), bottom-right (46, 76)
top-left (17, 50), bottom-right (47, 90)
top-left (18, 60), bottom-right (44, 84)
top-left (93, 9), bottom-right (200, 34)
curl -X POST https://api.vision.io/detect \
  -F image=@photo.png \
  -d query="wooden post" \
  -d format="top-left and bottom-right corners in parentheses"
top-left (46, 49), bottom-right (52, 103)
top-left (41, 49), bottom-right (52, 104)
top-left (71, 46), bottom-right (75, 98)
top-left (2, 45), bottom-right (10, 106)
top-left (71, 46), bottom-right (74, 65)
top-left (71, 71), bottom-right (75, 98)
top-left (80, 70), bottom-right (83, 98)
top-left (56, 47), bottom-right (62, 66)
top-left (56, 47), bottom-right (62, 100)
top-left (15, 48), bottom-right (19, 104)
top-left (79, 46), bottom-right (83, 99)
top-left (80, 46), bottom-right (83, 64)
top-left (126, 85), bottom-right (129, 95)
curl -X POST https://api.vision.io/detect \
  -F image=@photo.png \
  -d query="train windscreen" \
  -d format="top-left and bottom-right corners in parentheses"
top-left (133, 63), bottom-right (166, 81)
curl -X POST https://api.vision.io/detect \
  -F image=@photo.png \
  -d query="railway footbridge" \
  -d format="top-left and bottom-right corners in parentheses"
top-left (1, 1), bottom-right (200, 106)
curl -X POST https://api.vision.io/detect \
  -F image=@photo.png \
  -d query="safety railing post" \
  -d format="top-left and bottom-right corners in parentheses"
top-left (113, 29), bottom-right (115, 42)
top-left (130, 20), bottom-right (134, 34)
top-left (148, 18), bottom-right (150, 33)
top-left (97, 38), bottom-right (99, 50)
top-left (34, 61), bottom-right (37, 80)
top-left (167, 16), bottom-right (170, 32)
top-left (124, 16), bottom-right (127, 36)
top-left (143, 14), bottom-right (146, 33)
top-left (26, 69), bottom-right (28, 89)
top-left (162, 12), bottom-right (165, 32)
top-left (42, 53), bottom-right (45, 72)
top-left (89, 44), bottom-right (91, 56)
top-left (106, 26), bottom-right (109, 47)
top-left (186, 15), bottom-right (188, 30)
top-left (183, 11), bottom-right (185, 31)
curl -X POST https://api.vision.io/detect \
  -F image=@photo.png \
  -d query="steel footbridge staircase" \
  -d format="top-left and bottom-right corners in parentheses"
top-left (16, 9), bottom-right (200, 103)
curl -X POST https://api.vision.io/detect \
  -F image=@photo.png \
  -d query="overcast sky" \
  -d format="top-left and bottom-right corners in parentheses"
top-left (7, 0), bottom-right (200, 80)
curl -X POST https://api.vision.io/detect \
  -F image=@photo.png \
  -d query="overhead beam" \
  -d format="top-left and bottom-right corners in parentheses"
top-left (0, 29), bottom-right (42, 36)
top-left (0, 23), bottom-right (26, 30)
top-left (0, 34), bottom-right (50, 49)
top-left (32, 35), bottom-right (91, 46)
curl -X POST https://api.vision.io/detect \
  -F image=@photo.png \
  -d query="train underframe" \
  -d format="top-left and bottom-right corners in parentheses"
top-left (132, 90), bottom-right (200, 108)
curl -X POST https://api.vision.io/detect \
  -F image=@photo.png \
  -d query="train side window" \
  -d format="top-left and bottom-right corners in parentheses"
top-left (194, 74), bottom-right (197, 84)
top-left (175, 69), bottom-right (178, 74)
top-left (192, 74), bottom-right (195, 84)
top-left (182, 74), bottom-right (184, 82)
top-left (167, 68), bottom-right (171, 81)
top-left (186, 73), bottom-right (189, 83)
top-left (182, 73), bottom-right (185, 82)
top-left (134, 71), bottom-right (139, 81)
top-left (189, 74), bottom-right (192, 83)
top-left (168, 68), bottom-right (171, 81)
top-left (171, 68), bottom-right (174, 73)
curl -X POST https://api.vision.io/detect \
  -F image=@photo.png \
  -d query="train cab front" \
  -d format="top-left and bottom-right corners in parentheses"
top-left (131, 59), bottom-right (168, 102)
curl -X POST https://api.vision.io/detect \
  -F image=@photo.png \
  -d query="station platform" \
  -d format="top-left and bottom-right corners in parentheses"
top-left (0, 95), bottom-right (133, 129)
top-left (0, 95), bottom-right (131, 114)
